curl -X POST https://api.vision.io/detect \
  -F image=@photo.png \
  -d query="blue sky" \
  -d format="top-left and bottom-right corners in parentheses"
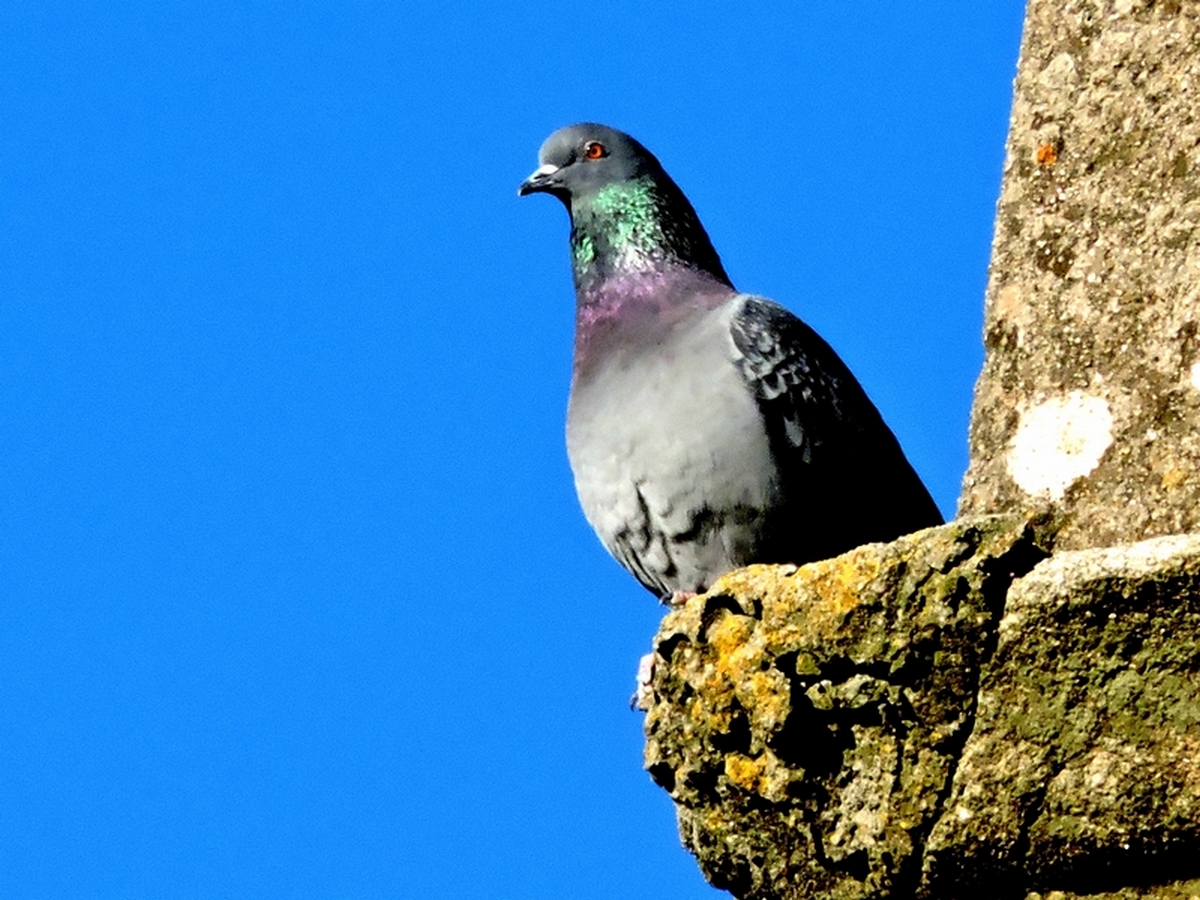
top-left (0, 3), bottom-right (1024, 897)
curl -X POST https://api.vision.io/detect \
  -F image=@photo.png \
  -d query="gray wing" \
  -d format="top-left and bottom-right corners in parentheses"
top-left (729, 295), bottom-right (868, 463)
top-left (728, 294), bottom-right (943, 551)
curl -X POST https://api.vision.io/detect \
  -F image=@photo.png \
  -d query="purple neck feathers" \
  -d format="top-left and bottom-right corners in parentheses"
top-left (571, 263), bottom-right (734, 381)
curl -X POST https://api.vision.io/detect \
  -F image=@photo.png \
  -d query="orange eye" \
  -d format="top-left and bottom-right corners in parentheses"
top-left (584, 141), bottom-right (607, 160)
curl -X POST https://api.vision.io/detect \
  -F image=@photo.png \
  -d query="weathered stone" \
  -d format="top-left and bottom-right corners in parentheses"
top-left (1024, 879), bottom-right (1200, 900)
top-left (642, 517), bottom-right (1046, 900)
top-left (645, 527), bottom-right (1200, 900)
top-left (924, 533), bottom-right (1200, 898)
top-left (959, 0), bottom-right (1200, 549)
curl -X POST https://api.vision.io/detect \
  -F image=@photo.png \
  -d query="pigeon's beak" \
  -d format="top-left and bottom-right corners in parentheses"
top-left (518, 163), bottom-right (561, 197)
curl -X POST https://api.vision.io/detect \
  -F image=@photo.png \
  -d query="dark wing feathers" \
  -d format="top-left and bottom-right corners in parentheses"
top-left (730, 295), bottom-right (870, 461)
top-left (729, 295), bottom-right (943, 541)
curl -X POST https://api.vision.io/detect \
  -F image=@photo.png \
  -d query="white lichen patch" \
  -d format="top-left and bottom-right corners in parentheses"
top-left (1190, 360), bottom-right (1200, 391)
top-left (1007, 392), bottom-right (1114, 499)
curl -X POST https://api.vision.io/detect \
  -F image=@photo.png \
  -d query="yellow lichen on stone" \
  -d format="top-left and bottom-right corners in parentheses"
top-left (702, 808), bottom-right (726, 833)
top-left (708, 564), bottom-right (802, 607)
top-left (677, 614), bottom-right (750, 734)
top-left (708, 612), bottom-right (757, 663)
top-left (707, 615), bottom-right (757, 691)
top-left (703, 607), bottom-right (796, 733)
top-left (757, 549), bottom-right (882, 642)
top-left (694, 704), bottom-right (734, 734)
top-left (745, 669), bottom-right (791, 731)
top-left (1161, 466), bottom-right (1187, 489)
top-left (802, 548), bottom-right (883, 614)
top-left (725, 753), bottom-right (767, 793)
top-left (724, 749), bottom-right (793, 802)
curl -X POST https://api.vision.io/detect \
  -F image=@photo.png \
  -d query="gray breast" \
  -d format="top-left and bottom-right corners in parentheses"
top-left (565, 301), bottom-right (780, 598)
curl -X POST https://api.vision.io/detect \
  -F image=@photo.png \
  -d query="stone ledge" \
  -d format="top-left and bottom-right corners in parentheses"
top-left (642, 520), bottom-right (1200, 900)
top-left (925, 533), bottom-right (1200, 897)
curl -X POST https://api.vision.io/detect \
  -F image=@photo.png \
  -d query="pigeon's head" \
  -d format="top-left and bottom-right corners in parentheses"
top-left (519, 123), bottom-right (731, 289)
top-left (518, 123), bottom-right (662, 206)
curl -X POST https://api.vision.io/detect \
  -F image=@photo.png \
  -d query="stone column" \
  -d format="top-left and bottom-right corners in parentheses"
top-left (959, 0), bottom-right (1200, 550)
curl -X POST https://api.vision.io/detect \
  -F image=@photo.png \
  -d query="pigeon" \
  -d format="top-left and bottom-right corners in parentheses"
top-left (519, 123), bottom-right (943, 603)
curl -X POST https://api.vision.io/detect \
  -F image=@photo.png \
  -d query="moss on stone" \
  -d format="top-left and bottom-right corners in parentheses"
top-left (643, 516), bottom-right (1045, 900)
top-left (644, 522), bottom-right (1200, 899)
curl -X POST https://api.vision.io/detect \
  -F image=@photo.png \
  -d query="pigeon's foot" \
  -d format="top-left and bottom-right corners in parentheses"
top-left (631, 652), bottom-right (655, 711)
top-left (663, 590), bottom-right (696, 608)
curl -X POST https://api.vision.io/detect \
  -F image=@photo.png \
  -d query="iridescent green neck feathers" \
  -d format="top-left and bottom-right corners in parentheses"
top-left (569, 176), bottom-right (730, 295)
